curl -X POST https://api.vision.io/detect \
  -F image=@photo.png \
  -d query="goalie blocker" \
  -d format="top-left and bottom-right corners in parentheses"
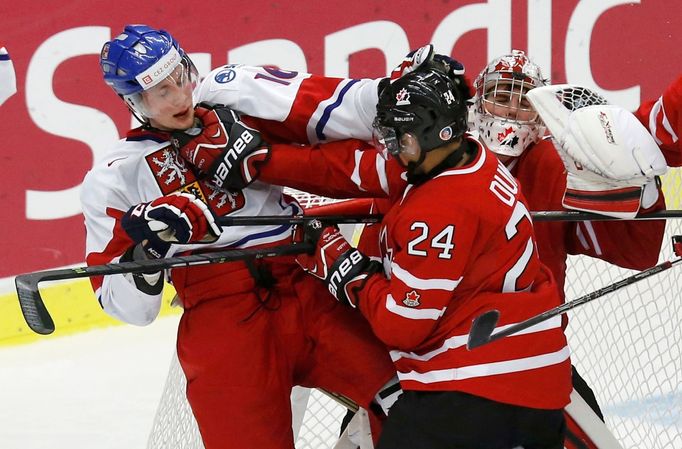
top-left (527, 85), bottom-right (668, 219)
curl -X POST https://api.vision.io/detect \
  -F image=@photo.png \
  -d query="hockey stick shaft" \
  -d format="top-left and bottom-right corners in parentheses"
top-left (16, 243), bottom-right (313, 335)
top-left (530, 209), bottom-right (682, 222)
top-left (216, 214), bottom-right (383, 226)
top-left (320, 389), bottom-right (359, 413)
top-left (216, 209), bottom-right (682, 227)
top-left (467, 256), bottom-right (682, 350)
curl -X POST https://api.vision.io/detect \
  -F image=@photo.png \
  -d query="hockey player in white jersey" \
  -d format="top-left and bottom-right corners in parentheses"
top-left (0, 44), bottom-right (16, 106)
top-left (87, 25), bottom-right (400, 449)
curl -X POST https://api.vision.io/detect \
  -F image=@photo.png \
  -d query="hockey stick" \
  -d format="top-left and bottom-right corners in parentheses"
top-left (466, 236), bottom-right (682, 350)
top-left (217, 214), bottom-right (383, 226)
top-left (320, 389), bottom-right (359, 413)
top-left (531, 209), bottom-right (682, 222)
top-left (15, 210), bottom-right (682, 335)
top-left (15, 242), bottom-right (313, 336)
top-left (215, 209), bottom-right (682, 227)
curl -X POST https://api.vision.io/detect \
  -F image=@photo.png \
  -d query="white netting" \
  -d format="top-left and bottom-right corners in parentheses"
top-left (565, 167), bottom-right (682, 448)
top-left (147, 176), bottom-right (682, 448)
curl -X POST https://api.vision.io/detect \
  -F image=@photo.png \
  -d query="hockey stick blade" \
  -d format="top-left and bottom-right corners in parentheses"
top-left (319, 389), bottom-right (359, 413)
top-left (466, 310), bottom-right (500, 350)
top-left (16, 274), bottom-right (56, 335)
top-left (467, 255), bottom-right (682, 350)
top-left (14, 243), bottom-right (313, 336)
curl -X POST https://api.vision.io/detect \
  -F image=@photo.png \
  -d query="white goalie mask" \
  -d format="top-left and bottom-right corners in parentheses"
top-left (473, 50), bottom-right (548, 157)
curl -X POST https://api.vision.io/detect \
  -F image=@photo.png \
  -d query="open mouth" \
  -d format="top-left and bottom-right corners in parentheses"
top-left (174, 107), bottom-right (191, 119)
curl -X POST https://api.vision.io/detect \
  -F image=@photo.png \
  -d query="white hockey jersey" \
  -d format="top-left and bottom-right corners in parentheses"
top-left (82, 65), bottom-right (381, 325)
top-left (0, 46), bottom-right (16, 106)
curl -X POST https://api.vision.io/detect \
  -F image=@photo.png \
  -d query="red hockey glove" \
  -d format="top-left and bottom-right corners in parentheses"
top-left (121, 192), bottom-right (221, 258)
top-left (171, 103), bottom-right (271, 191)
top-left (295, 220), bottom-right (378, 307)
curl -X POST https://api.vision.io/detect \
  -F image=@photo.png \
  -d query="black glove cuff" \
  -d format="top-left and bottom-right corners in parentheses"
top-left (120, 244), bottom-right (164, 295)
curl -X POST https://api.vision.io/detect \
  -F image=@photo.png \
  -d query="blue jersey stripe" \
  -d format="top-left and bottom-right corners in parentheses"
top-left (229, 223), bottom-right (292, 248)
top-left (315, 79), bottom-right (361, 141)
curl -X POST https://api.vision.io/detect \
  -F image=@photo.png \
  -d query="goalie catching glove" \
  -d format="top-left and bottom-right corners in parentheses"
top-left (294, 220), bottom-right (380, 308)
top-left (527, 85), bottom-right (667, 218)
top-left (121, 192), bottom-right (221, 258)
top-left (171, 103), bottom-right (271, 191)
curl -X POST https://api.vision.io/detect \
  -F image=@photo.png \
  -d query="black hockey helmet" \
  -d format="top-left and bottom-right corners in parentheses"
top-left (373, 67), bottom-right (468, 156)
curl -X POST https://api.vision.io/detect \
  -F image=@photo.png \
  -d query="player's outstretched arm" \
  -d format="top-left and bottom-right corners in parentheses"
top-left (635, 73), bottom-right (682, 166)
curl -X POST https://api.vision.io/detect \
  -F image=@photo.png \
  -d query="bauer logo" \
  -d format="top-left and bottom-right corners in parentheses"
top-left (214, 68), bottom-right (236, 84)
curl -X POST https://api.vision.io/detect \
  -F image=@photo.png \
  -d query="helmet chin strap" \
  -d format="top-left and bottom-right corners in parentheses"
top-left (405, 150), bottom-right (428, 183)
top-left (399, 132), bottom-right (428, 182)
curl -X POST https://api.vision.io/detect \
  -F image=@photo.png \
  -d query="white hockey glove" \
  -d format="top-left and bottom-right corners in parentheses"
top-left (527, 85), bottom-right (667, 218)
top-left (389, 44), bottom-right (435, 82)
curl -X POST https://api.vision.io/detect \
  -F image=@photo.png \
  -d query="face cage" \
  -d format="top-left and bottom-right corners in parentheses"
top-left (122, 55), bottom-right (198, 122)
top-left (479, 76), bottom-right (540, 124)
top-left (472, 76), bottom-right (545, 157)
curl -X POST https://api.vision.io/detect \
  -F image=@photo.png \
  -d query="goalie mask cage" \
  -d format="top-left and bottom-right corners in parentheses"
top-left (146, 180), bottom-right (682, 449)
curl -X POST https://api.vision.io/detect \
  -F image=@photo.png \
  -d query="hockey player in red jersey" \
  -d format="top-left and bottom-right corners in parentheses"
top-left (471, 50), bottom-right (667, 297)
top-left (249, 67), bottom-right (573, 448)
top-left (469, 50), bottom-right (669, 448)
top-left (86, 25), bottom-right (401, 449)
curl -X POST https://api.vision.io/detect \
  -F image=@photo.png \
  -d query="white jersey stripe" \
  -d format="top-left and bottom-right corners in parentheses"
top-left (398, 345), bottom-right (570, 383)
top-left (582, 221), bottom-right (602, 256)
top-left (649, 98), bottom-right (663, 145)
top-left (660, 101), bottom-right (678, 143)
top-left (390, 315), bottom-right (563, 362)
top-left (351, 148), bottom-right (366, 192)
top-left (391, 261), bottom-right (462, 291)
top-left (386, 294), bottom-right (446, 320)
top-left (375, 153), bottom-right (389, 195)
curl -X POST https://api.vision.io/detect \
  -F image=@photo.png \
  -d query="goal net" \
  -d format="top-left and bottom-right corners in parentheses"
top-left (147, 177), bottom-right (682, 448)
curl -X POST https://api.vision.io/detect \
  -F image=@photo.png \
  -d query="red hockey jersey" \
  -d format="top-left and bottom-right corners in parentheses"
top-left (636, 74), bottom-right (682, 167)
top-left (510, 138), bottom-right (666, 298)
top-left (260, 137), bottom-right (572, 410)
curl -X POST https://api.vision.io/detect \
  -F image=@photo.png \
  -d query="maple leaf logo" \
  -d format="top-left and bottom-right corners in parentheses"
top-left (402, 290), bottom-right (421, 307)
top-left (497, 127), bottom-right (514, 143)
